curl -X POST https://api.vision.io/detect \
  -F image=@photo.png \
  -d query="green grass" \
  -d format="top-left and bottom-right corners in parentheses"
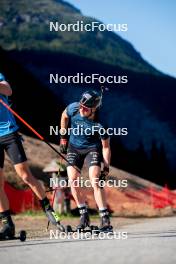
top-left (15, 210), bottom-right (100, 220)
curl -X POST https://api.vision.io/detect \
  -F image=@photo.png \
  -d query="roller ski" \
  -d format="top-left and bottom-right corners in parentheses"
top-left (65, 224), bottom-right (100, 235)
top-left (65, 206), bottom-right (99, 235)
top-left (0, 221), bottom-right (26, 242)
top-left (40, 197), bottom-right (65, 232)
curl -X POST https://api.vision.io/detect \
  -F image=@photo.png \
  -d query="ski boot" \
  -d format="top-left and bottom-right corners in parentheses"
top-left (77, 206), bottom-right (90, 232)
top-left (0, 213), bottom-right (15, 239)
top-left (40, 197), bottom-right (65, 231)
top-left (99, 209), bottom-right (113, 233)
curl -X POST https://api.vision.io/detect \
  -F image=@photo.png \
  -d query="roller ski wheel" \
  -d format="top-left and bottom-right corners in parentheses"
top-left (0, 230), bottom-right (27, 242)
top-left (76, 225), bottom-right (100, 234)
top-left (90, 225), bottom-right (100, 235)
top-left (65, 225), bottom-right (92, 234)
top-left (19, 230), bottom-right (27, 242)
top-left (76, 224), bottom-right (92, 233)
top-left (65, 225), bottom-right (73, 233)
top-left (64, 225), bottom-right (92, 234)
top-left (77, 227), bottom-right (90, 233)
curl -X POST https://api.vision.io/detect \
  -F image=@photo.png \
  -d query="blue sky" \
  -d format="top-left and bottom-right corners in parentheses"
top-left (67, 0), bottom-right (176, 77)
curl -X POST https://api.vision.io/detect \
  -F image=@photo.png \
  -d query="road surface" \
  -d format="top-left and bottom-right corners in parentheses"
top-left (0, 216), bottom-right (176, 264)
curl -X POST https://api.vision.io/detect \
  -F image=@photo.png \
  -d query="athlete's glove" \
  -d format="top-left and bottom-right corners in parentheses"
top-left (59, 128), bottom-right (68, 154)
top-left (60, 137), bottom-right (68, 154)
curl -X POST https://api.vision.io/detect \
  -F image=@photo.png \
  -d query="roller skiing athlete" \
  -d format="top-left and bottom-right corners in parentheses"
top-left (60, 90), bottom-right (113, 233)
top-left (0, 73), bottom-right (64, 240)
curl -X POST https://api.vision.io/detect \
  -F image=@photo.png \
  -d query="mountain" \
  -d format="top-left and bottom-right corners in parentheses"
top-left (0, 0), bottom-right (176, 188)
top-left (0, 0), bottom-right (160, 75)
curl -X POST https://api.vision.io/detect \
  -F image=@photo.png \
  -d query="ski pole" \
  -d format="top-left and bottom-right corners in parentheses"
top-left (0, 99), bottom-right (81, 173)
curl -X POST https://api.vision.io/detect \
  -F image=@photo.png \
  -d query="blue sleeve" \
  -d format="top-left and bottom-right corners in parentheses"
top-left (66, 102), bottom-right (79, 117)
top-left (0, 73), bottom-right (5, 82)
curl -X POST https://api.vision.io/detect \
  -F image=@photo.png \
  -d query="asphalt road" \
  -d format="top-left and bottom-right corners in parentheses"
top-left (0, 216), bottom-right (176, 264)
